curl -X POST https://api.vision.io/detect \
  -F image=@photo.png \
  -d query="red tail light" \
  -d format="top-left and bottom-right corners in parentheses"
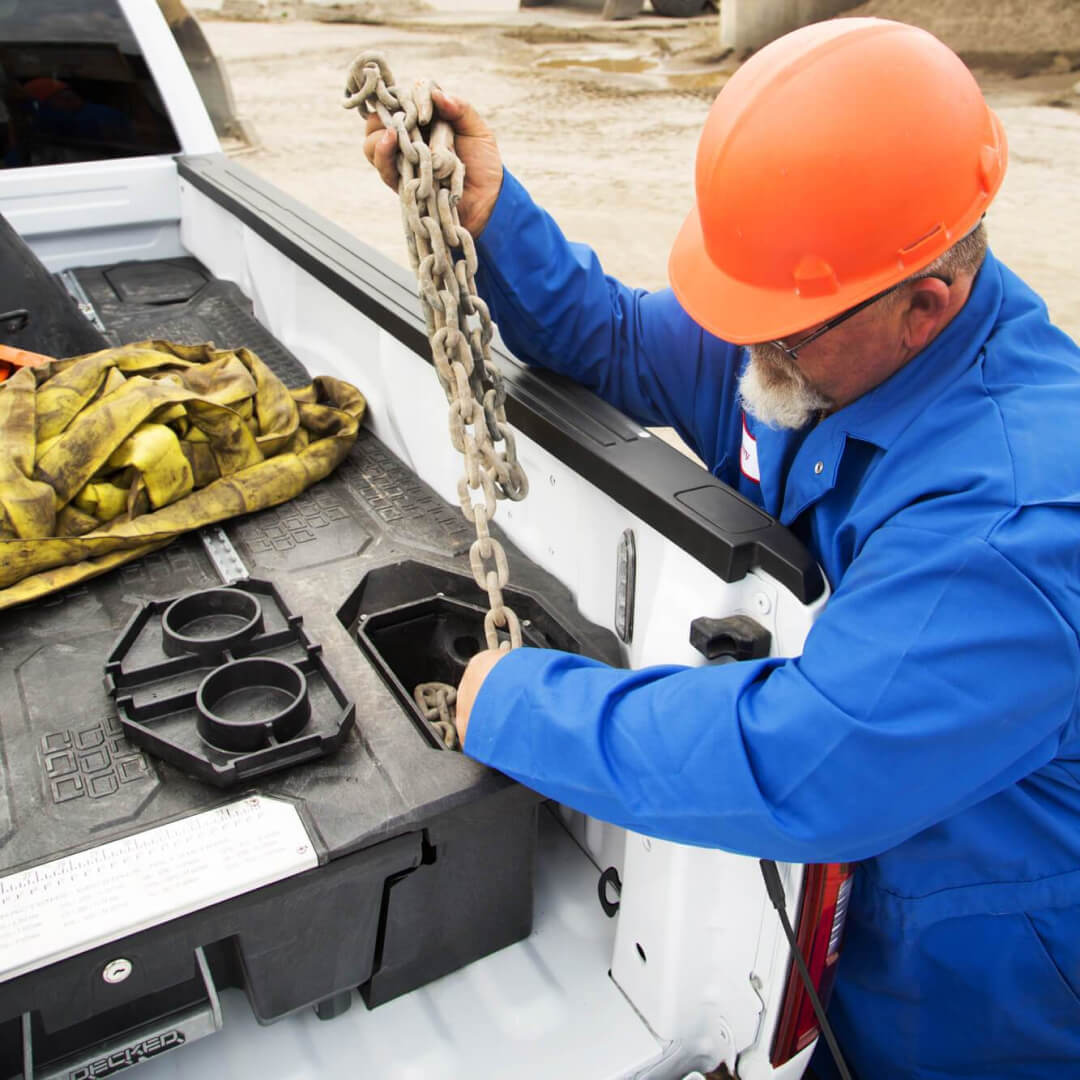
top-left (770, 862), bottom-right (854, 1067)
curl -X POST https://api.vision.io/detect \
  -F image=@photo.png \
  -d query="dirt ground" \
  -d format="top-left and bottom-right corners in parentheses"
top-left (200, 6), bottom-right (1080, 343)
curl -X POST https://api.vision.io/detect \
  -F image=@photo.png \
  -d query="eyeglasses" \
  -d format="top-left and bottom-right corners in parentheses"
top-left (769, 274), bottom-right (953, 361)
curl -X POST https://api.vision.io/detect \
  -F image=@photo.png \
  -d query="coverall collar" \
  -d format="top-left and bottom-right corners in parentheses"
top-left (822, 251), bottom-right (1005, 452)
top-left (770, 251), bottom-right (1006, 526)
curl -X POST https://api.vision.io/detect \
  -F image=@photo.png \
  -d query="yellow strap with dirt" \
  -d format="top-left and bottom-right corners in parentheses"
top-left (0, 340), bottom-right (366, 609)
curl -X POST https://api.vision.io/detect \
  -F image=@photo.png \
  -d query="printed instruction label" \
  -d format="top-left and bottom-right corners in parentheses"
top-left (0, 796), bottom-right (318, 981)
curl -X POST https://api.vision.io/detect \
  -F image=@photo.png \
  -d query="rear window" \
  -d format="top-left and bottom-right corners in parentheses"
top-left (0, 0), bottom-right (181, 169)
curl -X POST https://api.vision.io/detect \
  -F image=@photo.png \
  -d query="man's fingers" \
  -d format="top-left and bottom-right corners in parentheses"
top-left (431, 88), bottom-right (490, 140)
top-left (430, 87), bottom-right (461, 117)
top-left (376, 128), bottom-right (398, 186)
top-left (364, 112), bottom-right (384, 136)
top-left (363, 127), bottom-right (398, 189)
top-left (454, 648), bottom-right (505, 749)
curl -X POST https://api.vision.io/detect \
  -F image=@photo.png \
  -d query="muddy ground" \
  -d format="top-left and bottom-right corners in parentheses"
top-left (201, 9), bottom-right (1080, 344)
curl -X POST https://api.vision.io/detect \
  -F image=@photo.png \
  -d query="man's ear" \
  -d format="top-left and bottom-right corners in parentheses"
top-left (901, 277), bottom-right (952, 352)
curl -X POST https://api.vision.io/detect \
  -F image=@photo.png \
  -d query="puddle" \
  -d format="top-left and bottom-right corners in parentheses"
top-left (534, 51), bottom-right (732, 93)
top-left (536, 55), bottom-right (658, 74)
top-left (662, 69), bottom-right (730, 91)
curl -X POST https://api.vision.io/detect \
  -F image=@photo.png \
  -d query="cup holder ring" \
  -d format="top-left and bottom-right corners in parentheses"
top-left (162, 588), bottom-right (264, 661)
top-left (196, 657), bottom-right (310, 753)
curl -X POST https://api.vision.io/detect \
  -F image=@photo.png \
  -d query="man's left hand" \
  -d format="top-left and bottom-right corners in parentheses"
top-left (455, 648), bottom-right (506, 748)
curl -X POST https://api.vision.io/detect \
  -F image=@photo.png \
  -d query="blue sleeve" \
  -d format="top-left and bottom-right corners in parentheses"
top-left (475, 169), bottom-right (744, 472)
top-left (464, 524), bottom-right (1080, 863)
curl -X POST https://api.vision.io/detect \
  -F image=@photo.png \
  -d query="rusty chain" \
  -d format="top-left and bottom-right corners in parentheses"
top-left (345, 52), bottom-right (529, 750)
top-left (413, 682), bottom-right (458, 750)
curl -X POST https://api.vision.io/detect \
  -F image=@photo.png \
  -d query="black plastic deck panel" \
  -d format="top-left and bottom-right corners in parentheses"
top-left (72, 256), bottom-right (311, 388)
top-left (176, 154), bottom-right (824, 604)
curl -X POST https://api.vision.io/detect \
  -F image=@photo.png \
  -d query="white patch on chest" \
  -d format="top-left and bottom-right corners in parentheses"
top-left (740, 414), bottom-right (760, 483)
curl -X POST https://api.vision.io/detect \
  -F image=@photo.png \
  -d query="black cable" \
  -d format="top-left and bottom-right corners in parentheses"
top-left (759, 859), bottom-right (853, 1080)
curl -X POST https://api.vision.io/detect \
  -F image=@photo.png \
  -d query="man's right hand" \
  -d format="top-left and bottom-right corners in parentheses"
top-left (362, 88), bottom-right (504, 238)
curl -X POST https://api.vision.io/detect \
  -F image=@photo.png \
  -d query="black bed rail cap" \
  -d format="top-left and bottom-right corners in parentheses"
top-left (176, 154), bottom-right (825, 604)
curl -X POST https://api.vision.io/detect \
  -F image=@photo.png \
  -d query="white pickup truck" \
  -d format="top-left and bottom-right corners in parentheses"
top-left (0, 3), bottom-right (846, 1078)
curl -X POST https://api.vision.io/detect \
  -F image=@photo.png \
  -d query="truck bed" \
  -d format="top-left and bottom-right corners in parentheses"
top-left (0, 252), bottom-right (668, 1077)
top-left (68, 256), bottom-right (311, 388)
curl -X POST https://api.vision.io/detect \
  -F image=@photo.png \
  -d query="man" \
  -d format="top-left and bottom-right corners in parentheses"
top-left (364, 18), bottom-right (1080, 1078)
top-left (20, 77), bottom-right (134, 157)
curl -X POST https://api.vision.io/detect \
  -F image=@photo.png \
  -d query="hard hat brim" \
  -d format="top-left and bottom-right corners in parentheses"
top-left (667, 206), bottom-right (883, 347)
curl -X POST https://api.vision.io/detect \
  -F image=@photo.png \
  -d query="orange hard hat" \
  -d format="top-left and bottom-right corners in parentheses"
top-left (668, 18), bottom-right (1008, 345)
top-left (0, 343), bottom-right (52, 383)
top-left (22, 77), bottom-right (70, 102)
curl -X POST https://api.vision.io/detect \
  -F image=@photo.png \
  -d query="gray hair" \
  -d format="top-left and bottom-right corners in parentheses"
top-left (902, 220), bottom-right (988, 288)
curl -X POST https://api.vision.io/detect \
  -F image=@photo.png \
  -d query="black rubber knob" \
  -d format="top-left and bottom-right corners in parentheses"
top-left (689, 614), bottom-right (771, 661)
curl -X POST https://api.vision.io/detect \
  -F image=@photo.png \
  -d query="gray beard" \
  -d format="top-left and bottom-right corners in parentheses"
top-left (738, 342), bottom-right (835, 430)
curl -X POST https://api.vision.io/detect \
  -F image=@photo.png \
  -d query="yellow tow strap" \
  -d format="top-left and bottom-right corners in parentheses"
top-left (0, 340), bottom-right (366, 610)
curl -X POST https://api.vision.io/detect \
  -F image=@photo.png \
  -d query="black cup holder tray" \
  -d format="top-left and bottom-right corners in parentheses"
top-left (104, 579), bottom-right (354, 787)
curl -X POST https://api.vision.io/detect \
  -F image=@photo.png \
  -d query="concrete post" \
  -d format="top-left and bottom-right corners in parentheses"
top-left (601, 0), bottom-right (645, 17)
top-left (720, 0), bottom-right (861, 52)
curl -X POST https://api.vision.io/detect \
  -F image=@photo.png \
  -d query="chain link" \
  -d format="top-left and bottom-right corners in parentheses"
top-left (346, 52), bottom-right (530, 746)
top-left (413, 682), bottom-right (460, 750)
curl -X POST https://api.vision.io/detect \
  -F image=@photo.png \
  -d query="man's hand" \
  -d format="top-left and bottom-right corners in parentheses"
top-left (455, 648), bottom-right (506, 748)
top-left (362, 88), bottom-right (504, 238)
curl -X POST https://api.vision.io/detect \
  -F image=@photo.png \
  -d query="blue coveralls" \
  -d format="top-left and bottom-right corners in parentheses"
top-left (468, 171), bottom-right (1080, 1078)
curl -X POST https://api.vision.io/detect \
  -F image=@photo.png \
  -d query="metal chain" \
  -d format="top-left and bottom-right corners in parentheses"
top-left (414, 682), bottom-right (459, 750)
top-left (345, 52), bottom-right (530, 746)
